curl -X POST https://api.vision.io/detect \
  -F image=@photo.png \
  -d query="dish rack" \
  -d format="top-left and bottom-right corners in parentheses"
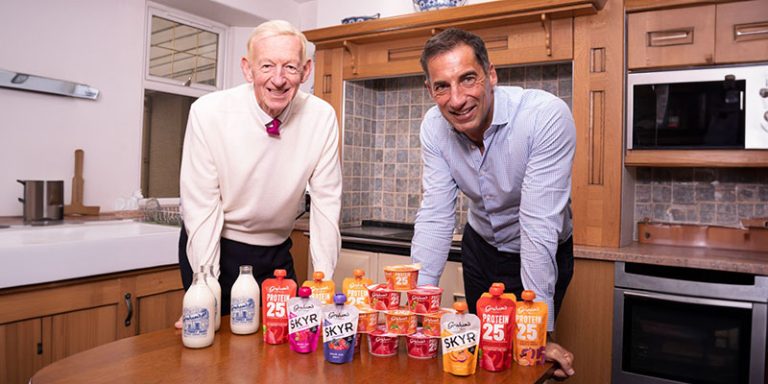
top-left (142, 200), bottom-right (182, 226)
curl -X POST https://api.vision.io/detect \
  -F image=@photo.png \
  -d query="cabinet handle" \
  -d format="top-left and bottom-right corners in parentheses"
top-left (124, 293), bottom-right (133, 327)
top-left (734, 22), bottom-right (768, 42)
top-left (37, 342), bottom-right (43, 355)
top-left (647, 28), bottom-right (694, 47)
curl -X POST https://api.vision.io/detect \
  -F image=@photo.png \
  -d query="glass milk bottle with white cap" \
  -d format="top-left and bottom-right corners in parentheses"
top-left (204, 265), bottom-right (222, 331)
top-left (182, 266), bottom-right (215, 348)
top-left (230, 265), bottom-right (260, 334)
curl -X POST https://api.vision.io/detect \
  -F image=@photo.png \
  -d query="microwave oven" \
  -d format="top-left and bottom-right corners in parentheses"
top-left (627, 64), bottom-right (768, 150)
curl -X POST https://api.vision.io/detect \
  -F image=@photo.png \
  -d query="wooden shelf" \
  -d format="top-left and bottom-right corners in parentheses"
top-left (624, 0), bottom-right (745, 13)
top-left (625, 149), bottom-right (768, 167)
top-left (303, 0), bottom-right (605, 48)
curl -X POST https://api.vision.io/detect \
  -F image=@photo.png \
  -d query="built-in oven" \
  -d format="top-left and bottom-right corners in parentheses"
top-left (613, 262), bottom-right (768, 384)
top-left (627, 64), bottom-right (768, 149)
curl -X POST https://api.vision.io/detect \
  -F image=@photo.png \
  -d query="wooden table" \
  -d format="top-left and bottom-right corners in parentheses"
top-left (32, 317), bottom-right (554, 383)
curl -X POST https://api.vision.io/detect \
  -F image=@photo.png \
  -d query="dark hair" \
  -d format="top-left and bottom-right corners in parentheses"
top-left (419, 28), bottom-right (490, 79)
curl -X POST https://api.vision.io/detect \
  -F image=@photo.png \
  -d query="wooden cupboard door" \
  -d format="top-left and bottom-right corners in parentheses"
top-left (50, 305), bottom-right (118, 361)
top-left (137, 289), bottom-right (184, 334)
top-left (555, 259), bottom-right (614, 384)
top-left (0, 318), bottom-right (49, 384)
top-left (627, 5), bottom-right (716, 69)
top-left (716, 0), bottom-right (768, 64)
top-left (132, 267), bottom-right (185, 334)
top-left (476, 18), bottom-right (573, 67)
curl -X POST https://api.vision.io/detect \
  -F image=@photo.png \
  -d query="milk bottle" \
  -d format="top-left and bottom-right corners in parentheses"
top-left (204, 265), bottom-right (222, 331)
top-left (230, 265), bottom-right (260, 335)
top-left (182, 266), bottom-right (215, 348)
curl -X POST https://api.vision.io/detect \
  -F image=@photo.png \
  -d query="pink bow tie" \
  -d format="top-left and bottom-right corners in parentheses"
top-left (266, 118), bottom-right (281, 136)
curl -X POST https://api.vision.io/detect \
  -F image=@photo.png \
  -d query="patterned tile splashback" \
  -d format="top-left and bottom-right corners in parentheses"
top-left (341, 63), bottom-right (573, 227)
top-left (634, 168), bottom-right (768, 227)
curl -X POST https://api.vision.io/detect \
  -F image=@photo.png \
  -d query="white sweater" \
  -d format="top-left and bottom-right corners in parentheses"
top-left (180, 83), bottom-right (342, 278)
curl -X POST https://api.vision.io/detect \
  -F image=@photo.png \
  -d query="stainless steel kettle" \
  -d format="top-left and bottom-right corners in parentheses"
top-left (17, 180), bottom-right (64, 223)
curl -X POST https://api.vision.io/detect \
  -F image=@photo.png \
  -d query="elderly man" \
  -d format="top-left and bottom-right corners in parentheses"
top-left (177, 20), bottom-right (342, 322)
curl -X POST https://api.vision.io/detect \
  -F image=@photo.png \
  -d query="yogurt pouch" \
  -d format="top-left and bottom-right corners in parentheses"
top-left (514, 290), bottom-right (548, 366)
top-left (477, 283), bottom-right (516, 372)
top-left (261, 269), bottom-right (297, 345)
top-left (343, 269), bottom-right (373, 306)
top-left (441, 302), bottom-right (481, 376)
top-left (288, 286), bottom-right (322, 353)
top-left (302, 271), bottom-right (335, 304)
top-left (323, 293), bottom-right (359, 364)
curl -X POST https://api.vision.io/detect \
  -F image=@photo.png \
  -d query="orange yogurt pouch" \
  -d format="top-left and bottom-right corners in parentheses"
top-left (343, 269), bottom-right (373, 306)
top-left (261, 269), bottom-right (297, 345)
top-left (302, 271), bottom-right (335, 305)
top-left (514, 290), bottom-right (547, 366)
top-left (441, 302), bottom-right (481, 376)
top-left (477, 283), bottom-right (516, 372)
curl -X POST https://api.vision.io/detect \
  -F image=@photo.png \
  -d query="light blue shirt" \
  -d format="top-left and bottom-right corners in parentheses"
top-left (411, 86), bottom-right (575, 330)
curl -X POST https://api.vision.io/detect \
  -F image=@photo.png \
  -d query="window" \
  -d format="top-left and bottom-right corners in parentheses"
top-left (144, 4), bottom-right (226, 96)
top-left (141, 4), bottom-right (227, 198)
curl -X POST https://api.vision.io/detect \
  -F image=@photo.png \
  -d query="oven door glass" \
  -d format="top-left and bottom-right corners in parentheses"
top-left (632, 79), bottom-right (746, 149)
top-left (622, 293), bottom-right (752, 384)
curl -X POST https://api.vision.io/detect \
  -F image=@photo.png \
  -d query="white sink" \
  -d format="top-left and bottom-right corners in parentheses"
top-left (0, 220), bottom-right (180, 289)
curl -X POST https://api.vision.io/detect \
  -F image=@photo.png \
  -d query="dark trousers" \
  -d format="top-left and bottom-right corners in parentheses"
top-left (179, 226), bottom-right (297, 316)
top-left (461, 224), bottom-right (574, 320)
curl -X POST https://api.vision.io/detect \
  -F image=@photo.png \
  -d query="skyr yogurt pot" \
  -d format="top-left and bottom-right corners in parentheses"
top-left (406, 330), bottom-right (439, 359)
top-left (406, 285), bottom-right (443, 314)
top-left (367, 283), bottom-right (401, 310)
top-left (367, 326), bottom-right (399, 357)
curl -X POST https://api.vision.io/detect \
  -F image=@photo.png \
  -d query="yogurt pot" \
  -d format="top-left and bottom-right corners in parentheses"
top-left (406, 285), bottom-right (443, 314)
top-left (421, 308), bottom-right (454, 338)
top-left (406, 330), bottom-right (440, 359)
top-left (384, 308), bottom-right (417, 335)
top-left (367, 326), bottom-right (399, 357)
top-left (368, 283), bottom-right (401, 311)
top-left (357, 304), bottom-right (379, 333)
top-left (383, 264), bottom-right (420, 291)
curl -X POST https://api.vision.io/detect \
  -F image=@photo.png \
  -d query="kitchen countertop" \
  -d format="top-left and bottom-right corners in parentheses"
top-left (337, 222), bottom-right (768, 275)
top-left (574, 242), bottom-right (768, 275)
top-left (31, 316), bottom-right (554, 384)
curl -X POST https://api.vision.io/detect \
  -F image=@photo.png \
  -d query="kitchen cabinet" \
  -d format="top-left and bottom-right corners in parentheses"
top-left (0, 318), bottom-right (48, 384)
top-left (554, 258), bottom-right (614, 384)
top-left (715, 0), bottom-right (768, 64)
top-left (628, 0), bottom-right (768, 69)
top-left (0, 266), bottom-right (183, 384)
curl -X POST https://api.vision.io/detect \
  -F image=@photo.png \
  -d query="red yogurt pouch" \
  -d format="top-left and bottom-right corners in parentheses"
top-left (477, 283), bottom-right (516, 372)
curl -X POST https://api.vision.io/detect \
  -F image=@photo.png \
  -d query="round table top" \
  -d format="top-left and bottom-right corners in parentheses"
top-left (32, 317), bottom-right (554, 383)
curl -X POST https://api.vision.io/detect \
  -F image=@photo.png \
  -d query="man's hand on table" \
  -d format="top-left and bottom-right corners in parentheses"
top-left (545, 341), bottom-right (575, 379)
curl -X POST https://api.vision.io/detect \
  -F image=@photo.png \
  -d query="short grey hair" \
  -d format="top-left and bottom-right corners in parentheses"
top-left (246, 20), bottom-right (309, 64)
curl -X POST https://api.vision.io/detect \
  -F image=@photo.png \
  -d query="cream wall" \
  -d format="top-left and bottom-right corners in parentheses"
top-left (0, 0), bottom-right (293, 216)
top-left (0, 0), bottom-right (146, 216)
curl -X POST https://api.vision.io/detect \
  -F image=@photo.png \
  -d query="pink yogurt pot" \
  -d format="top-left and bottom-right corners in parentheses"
top-left (406, 330), bottom-right (439, 359)
top-left (406, 285), bottom-right (443, 314)
top-left (367, 326), bottom-right (399, 357)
